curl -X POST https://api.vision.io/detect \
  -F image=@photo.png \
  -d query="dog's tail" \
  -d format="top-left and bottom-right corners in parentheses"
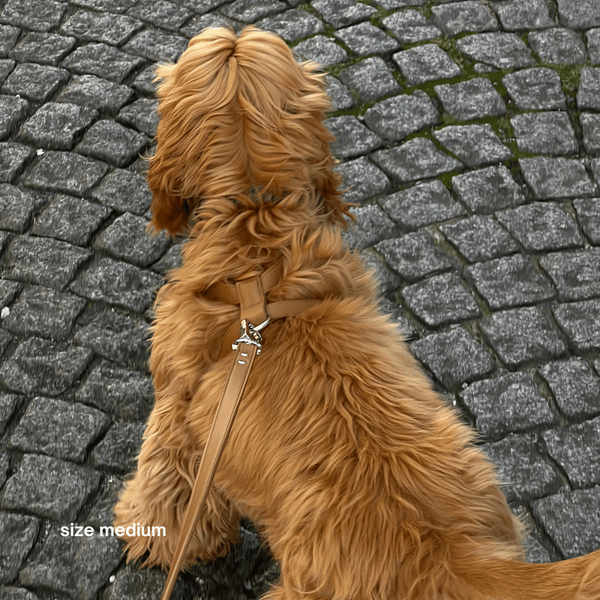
top-left (454, 549), bottom-right (600, 600)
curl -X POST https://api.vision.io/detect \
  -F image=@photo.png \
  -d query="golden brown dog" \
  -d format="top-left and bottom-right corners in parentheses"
top-left (114, 26), bottom-right (600, 600)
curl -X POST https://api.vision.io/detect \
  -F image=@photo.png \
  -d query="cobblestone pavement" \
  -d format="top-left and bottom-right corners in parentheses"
top-left (1, 0), bottom-right (600, 598)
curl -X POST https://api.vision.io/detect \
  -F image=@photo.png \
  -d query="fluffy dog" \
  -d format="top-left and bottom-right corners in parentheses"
top-left (114, 26), bottom-right (600, 600)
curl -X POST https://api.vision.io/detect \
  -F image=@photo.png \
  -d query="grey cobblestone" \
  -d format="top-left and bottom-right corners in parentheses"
top-left (511, 112), bottom-right (578, 156)
top-left (9, 396), bottom-right (110, 463)
top-left (311, 0), bottom-right (375, 28)
top-left (0, 512), bottom-right (40, 584)
top-left (383, 9), bottom-right (441, 44)
top-left (578, 67), bottom-right (600, 111)
top-left (541, 357), bottom-right (600, 420)
top-left (440, 215), bottom-right (519, 263)
top-left (327, 116), bottom-right (383, 159)
top-left (335, 156), bottom-right (391, 205)
top-left (117, 98), bottom-right (160, 137)
top-left (581, 113), bottom-right (600, 155)
top-left (435, 78), bottom-right (506, 121)
top-left (483, 434), bottom-right (562, 503)
top-left (2, 454), bottom-right (100, 521)
top-left (90, 422), bottom-right (145, 472)
top-left (459, 372), bottom-right (556, 440)
top-left (503, 68), bottom-right (566, 110)
top-left (2, 63), bottom-right (69, 103)
top-left (127, 0), bottom-right (193, 32)
top-left (343, 204), bottom-right (399, 249)
top-left (295, 36), bottom-right (348, 67)
top-left (0, 25), bottom-right (20, 57)
top-left (492, 0), bottom-right (555, 31)
top-left (10, 33), bottom-right (76, 67)
top-left (61, 9), bottom-right (144, 45)
top-left (411, 327), bottom-right (495, 391)
top-left (325, 76), bottom-right (356, 111)
top-left (339, 57), bottom-right (401, 103)
top-left (56, 75), bottom-right (134, 115)
top-left (0, 393), bottom-right (20, 438)
top-left (0, 143), bottom-right (34, 183)
top-left (553, 299), bottom-right (600, 352)
top-left (528, 28), bottom-right (587, 65)
top-left (587, 29), bottom-right (600, 64)
top-left (0, 185), bottom-right (36, 233)
top-left (220, 0), bottom-right (286, 24)
top-left (466, 254), bottom-right (555, 311)
top-left (364, 91), bottom-right (438, 142)
top-left (0, 97), bottom-right (29, 141)
top-left (90, 168), bottom-right (152, 214)
top-left (558, 0), bottom-right (600, 29)
top-left (496, 202), bottom-right (584, 252)
top-left (393, 44), bottom-right (462, 86)
top-left (336, 22), bottom-right (400, 57)
top-left (573, 197), bottom-right (600, 244)
top-left (70, 0), bottom-right (138, 11)
top-left (382, 180), bottom-right (466, 230)
top-left (457, 32), bottom-right (534, 69)
top-left (540, 249), bottom-right (600, 302)
top-left (1, 0), bottom-right (66, 33)
top-left (532, 488), bottom-right (600, 558)
top-left (481, 306), bottom-right (567, 368)
top-left (431, 1), bottom-right (498, 37)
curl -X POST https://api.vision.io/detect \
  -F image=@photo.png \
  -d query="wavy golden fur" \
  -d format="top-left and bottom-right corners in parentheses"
top-left (114, 26), bottom-right (600, 600)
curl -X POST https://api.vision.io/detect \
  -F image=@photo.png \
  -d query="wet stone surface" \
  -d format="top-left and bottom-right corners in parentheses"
top-left (2, 0), bottom-right (600, 597)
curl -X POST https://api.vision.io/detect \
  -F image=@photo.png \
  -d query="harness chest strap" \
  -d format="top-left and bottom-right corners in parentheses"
top-left (161, 266), bottom-right (319, 600)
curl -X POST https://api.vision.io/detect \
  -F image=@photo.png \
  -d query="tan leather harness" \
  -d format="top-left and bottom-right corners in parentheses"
top-left (161, 257), bottom-right (318, 600)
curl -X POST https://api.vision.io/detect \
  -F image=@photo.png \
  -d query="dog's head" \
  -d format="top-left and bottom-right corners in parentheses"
top-left (147, 26), bottom-right (351, 236)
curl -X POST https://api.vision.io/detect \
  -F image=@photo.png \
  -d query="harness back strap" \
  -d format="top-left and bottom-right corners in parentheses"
top-left (161, 263), bottom-right (318, 600)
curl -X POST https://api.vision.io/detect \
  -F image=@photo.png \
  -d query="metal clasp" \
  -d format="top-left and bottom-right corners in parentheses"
top-left (232, 318), bottom-right (270, 355)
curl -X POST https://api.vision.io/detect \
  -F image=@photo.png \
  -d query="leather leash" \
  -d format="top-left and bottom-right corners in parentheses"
top-left (161, 259), bottom-right (318, 600)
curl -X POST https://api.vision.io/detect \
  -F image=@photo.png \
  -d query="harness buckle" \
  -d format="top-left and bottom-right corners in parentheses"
top-left (232, 318), bottom-right (270, 355)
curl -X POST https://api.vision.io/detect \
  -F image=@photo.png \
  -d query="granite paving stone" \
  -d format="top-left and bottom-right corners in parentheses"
top-left (457, 32), bottom-right (534, 68)
top-left (577, 68), bottom-right (600, 111)
top-left (61, 43), bottom-right (145, 83)
top-left (325, 76), bottom-right (356, 111)
top-left (0, 512), bottom-right (40, 584)
top-left (342, 204), bottom-right (400, 249)
top-left (392, 44), bottom-right (462, 86)
top-left (151, 243), bottom-right (182, 275)
top-left (540, 249), bottom-right (600, 302)
top-left (532, 488), bottom-right (600, 558)
top-left (440, 215), bottom-right (519, 263)
top-left (553, 299), bottom-right (600, 352)
top-left (574, 197), bottom-right (600, 244)
top-left (9, 397), bottom-right (110, 463)
top-left (433, 124), bottom-right (512, 168)
top-left (372, 137), bottom-right (463, 184)
top-left (0, 143), bottom-right (34, 183)
top-left (56, 75), bottom-right (134, 115)
top-left (481, 306), bottom-right (567, 367)
top-left (1, 63), bottom-right (69, 103)
top-left (0, 451), bottom-right (9, 489)
top-left (77, 120), bottom-right (149, 167)
top-left (19, 526), bottom-right (121, 600)
top-left (0, 25), bottom-right (20, 57)
top-left (132, 64), bottom-right (159, 96)
top-left (452, 166), bottom-right (525, 214)
top-left (31, 194), bottom-right (111, 246)
top-left (70, 257), bottom-right (162, 313)
top-left (336, 22), bottom-right (400, 57)
top-left (557, 0), bottom-right (600, 29)
top-left (364, 91), bottom-right (438, 142)
top-left (0, 337), bottom-right (92, 396)
top-left (19, 103), bottom-right (98, 151)
top-left (335, 156), bottom-right (391, 205)
top-left (381, 180), bottom-right (466, 230)
top-left (60, 9), bottom-right (144, 45)
top-left (181, 14), bottom-right (235, 39)
top-left (466, 254), bottom-right (555, 310)
top-left (544, 419), bottom-right (600, 489)
top-left (411, 327), bottom-right (495, 390)
top-left (376, 232), bottom-right (452, 283)
top-left (25, 150), bottom-right (109, 196)
top-left (126, 0), bottom-right (193, 31)
top-left (339, 57), bottom-right (401, 103)
top-left (540, 358), bottom-right (600, 419)
top-left (402, 272), bottom-right (481, 327)
top-left (1, 0), bottom-right (66, 33)
top-left (69, 0), bottom-right (138, 11)
top-left (0, 280), bottom-right (21, 310)
top-left (327, 116), bottom-right (383, 159)
top-left (0, 393), bottom-right (20, 438)
top-left (511, 112), bottom-right (578, 156)
top-left (360, 250), bottom-right (401, 295)
top-left (483, 434), bottom-right (562, 503)
top-left (2, 236), bottom-right (92, 291)
top-left (294, 36), bottom-right (348, 68)
top-left (491, 0), bottom-right (555, 31)
top-left (385, 24), bottom-right (442, 45)
top-left (581, 113), bottom-right (600, 155)
top-left (434, 78), bottom-right (506, 121)
top-left (588, 29), bottom-right (600, 65)
top-left (496, 202), bottom-right (584, 252)
top-left (591, 158), bottom-right (600, 186)
top-left (502, 68), bottom-right (566, 110)
top-left (75, 359), bottom-right (153, 421)
top-left (1, 454), bottom-right (100, 520)
top-left (90, 422), bottom-right (145, 472)
top-left (0, 185), bottom-right (36, 233)
top-left (117, 98), bottom-right (160, 137)
top-left (95, 213), bottom-right (169, 267)
top-left (528, 28), bottom-right (587, 65)
top-left (0, 588), bottom-right (42, 600)
top-left (311, 0), bottom-right (376, 28)
top-left (90, 168), bottom-right (152, 214)
top-left (86, 475), bottom-right (124, 529)
top-left (520, 157), bottom-right (598, 200)
top-left (459, 372), bottom-right (555, 440)
top-left (2, 285), bottom-right (86, 341)
top-left (0, 59), bottom-right (14, 85)
top-left (0, 96), bottom-right (29, 141)
top-left (9, 32), bottom-right (76, 67)
top-left (431, 1), bottom-right (498, 37)
top-left (220, 0), bottom-right (287, 23)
